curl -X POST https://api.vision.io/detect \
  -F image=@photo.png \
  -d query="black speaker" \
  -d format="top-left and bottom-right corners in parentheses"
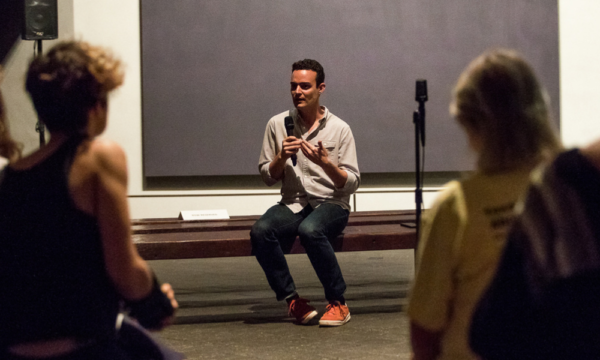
top-left (22, 0), bottom-right (58, 40)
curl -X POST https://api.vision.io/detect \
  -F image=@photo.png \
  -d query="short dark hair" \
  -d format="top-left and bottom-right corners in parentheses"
top-left (292, 59), bottom-right (325, 86)
top-left (26, 41), bottom-right (123, 134)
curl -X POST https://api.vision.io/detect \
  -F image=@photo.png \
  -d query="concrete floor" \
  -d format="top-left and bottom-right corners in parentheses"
top-left (149, 249), bottom-right (415, 360)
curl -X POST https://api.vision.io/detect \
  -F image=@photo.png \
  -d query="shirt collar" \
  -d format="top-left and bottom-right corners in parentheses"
top-left (291, 106), bottom-right (329, 129)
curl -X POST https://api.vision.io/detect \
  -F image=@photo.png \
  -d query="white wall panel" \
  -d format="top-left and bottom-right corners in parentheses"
top-left (355, 189), bottom-right (441, 212)
top-left (559, 0), bottom-right (600, 148)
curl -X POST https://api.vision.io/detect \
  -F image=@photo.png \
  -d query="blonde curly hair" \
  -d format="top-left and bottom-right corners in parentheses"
top-left (26, 40), bottom-right (124, 134)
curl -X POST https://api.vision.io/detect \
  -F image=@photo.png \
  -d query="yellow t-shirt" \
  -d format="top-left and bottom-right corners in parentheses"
top-left (407, 169), bottom-right (533, 360)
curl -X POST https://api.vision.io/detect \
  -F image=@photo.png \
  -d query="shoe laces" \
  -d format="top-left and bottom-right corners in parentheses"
top-left (289, 298), bottom-right (308, 316)
top-left (325, 302), bottom-right (341, 315)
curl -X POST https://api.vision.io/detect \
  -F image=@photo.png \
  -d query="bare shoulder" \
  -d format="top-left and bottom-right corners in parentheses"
top-left (73, 138), bottom-right (127, 181)
top-left (68, 139), bottom-right (128, 215)
top-left (89, 138), bottom-right (127, 169)
top-left (88, 138), bottom-right (126, 160)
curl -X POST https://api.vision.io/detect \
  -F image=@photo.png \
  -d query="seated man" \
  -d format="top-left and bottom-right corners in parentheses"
top-left (251, 59), bottom-right (360, 326)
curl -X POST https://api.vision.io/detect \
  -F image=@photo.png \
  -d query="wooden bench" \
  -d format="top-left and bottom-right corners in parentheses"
top-left (132, 210), bottom-right (417, 260)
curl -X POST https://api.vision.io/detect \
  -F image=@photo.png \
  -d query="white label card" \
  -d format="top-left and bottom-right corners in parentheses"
top-left (178, 209), bottom-right (230, 221)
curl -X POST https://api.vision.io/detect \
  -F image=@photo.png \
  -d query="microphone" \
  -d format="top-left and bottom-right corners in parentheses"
top-left (415, 79), bottom-right (428, 102)
top-left (284, 116), bottom-right (297, 166)
top-left (415, 79), bottom-right (427, 146)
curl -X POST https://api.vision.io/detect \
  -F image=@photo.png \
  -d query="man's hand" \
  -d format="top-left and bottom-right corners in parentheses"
top-left (301, 140), bottom-right (329, 166)
top-left (301, 140), bottom-right (348, 189)
top-left (268, 136), bottom-right (301, 181)
top-left (282, 136), bottom-right (302, 160)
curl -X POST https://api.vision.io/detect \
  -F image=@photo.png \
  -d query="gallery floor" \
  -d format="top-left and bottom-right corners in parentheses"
top-left (149, 249), bottom-right (415, 360)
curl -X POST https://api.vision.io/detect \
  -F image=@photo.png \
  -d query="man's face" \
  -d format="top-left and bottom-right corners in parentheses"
top-left (290, 70), bottom-right (325, 111)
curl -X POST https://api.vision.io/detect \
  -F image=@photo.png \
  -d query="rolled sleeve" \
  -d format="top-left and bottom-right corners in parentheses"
top-left (335, 126), bottom-right (360, 194)
top-left (259, 162), bottom-right (278, 186)
top-left (338, 169), bottom-right (359, 193)
top-left (258, 118), bottom-right (280, 187)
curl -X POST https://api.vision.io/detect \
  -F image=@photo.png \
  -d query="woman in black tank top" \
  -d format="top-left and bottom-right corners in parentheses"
top-left (0, 41), bottom-right (178, 360)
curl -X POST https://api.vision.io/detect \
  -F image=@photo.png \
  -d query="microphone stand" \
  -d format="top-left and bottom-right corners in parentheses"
top-left (413, 80), bottom-right (427, 261)
top-left (34, 39), bottom-right (46, 147)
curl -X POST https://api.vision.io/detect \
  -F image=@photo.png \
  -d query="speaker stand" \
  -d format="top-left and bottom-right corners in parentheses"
top-left (34, 39), bottom-right (45, 147)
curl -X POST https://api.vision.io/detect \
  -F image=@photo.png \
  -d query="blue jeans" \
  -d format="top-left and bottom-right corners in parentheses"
top-left (250, 203), bottom-right (349, 302)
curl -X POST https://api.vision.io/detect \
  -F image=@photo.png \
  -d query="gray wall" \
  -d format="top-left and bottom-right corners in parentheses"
top-left (141, 0), bottom-right (559, 177)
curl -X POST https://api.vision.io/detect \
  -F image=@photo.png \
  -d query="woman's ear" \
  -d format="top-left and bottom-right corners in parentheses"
top-left (87, 101), bottom-right (108, 137)
top-left (463, 125), bottom-right (483, 153)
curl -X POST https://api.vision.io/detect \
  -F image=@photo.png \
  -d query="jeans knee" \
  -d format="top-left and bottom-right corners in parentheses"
top-left (298, 222), bottom-right (326, 245)
top-left (250, 221), bottom-right (272, 246)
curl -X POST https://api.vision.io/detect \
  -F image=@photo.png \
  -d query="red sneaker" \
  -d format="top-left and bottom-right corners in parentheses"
top-left (319, 301), bottom-right (351, 326)
top-left (288, 297), bottom-right (318, 324)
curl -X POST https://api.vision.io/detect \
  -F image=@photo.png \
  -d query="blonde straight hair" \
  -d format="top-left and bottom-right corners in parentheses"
top-left (450, 49), bottom-right (561, 173)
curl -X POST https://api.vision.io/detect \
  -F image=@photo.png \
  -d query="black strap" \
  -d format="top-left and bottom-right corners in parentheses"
top-left (126, 276), bottom-right (174, 330)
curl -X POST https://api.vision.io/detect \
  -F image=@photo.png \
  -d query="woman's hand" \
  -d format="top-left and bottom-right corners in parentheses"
top-left (159, 283), bottom-right (178, 328)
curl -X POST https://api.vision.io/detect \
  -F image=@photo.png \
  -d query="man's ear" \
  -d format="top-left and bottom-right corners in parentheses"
top-left (318, 82), bottom-right (326, 94)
